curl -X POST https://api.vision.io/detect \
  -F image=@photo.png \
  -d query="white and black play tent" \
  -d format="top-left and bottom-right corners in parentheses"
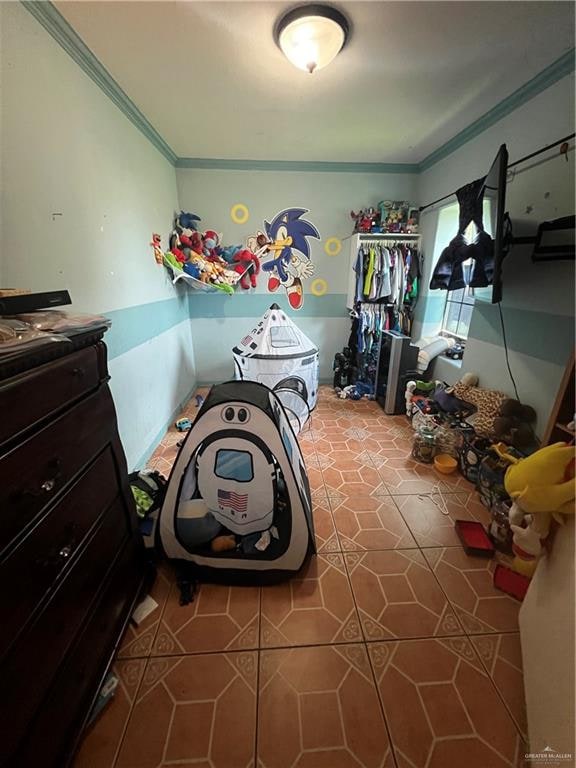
top-left (158, 380), bottom-right (315, 583)
top-left (232, 304), bottom-right (319, 433)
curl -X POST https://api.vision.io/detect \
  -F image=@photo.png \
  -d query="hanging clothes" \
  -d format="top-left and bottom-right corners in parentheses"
top-left (351, 237), bottom-right (422, 342)
top-left (429, 177), bottom-right (494, 291)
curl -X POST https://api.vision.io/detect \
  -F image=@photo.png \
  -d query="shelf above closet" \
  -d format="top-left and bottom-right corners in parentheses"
top-left (357, 232), bottom-right (420, 238)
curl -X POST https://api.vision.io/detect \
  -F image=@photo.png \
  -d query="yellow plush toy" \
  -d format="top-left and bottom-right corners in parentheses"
top-left (494, 442), bottom-right (575, 575)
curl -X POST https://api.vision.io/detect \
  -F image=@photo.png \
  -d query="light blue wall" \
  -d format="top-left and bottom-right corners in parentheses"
top-left (415, 74), bottom-right (575, 435)
top-left (177, 167), bottom-right (418, 381)
top-left (0, 3), bottom-right (196, 469)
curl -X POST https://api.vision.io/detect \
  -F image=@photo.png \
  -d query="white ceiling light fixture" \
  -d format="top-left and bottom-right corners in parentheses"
top-left (274, 4), bottom-right (350, 74)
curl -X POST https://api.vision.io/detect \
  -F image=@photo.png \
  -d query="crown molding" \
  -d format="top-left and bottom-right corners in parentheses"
top-left (175, 157), bottom-right (419, 173)
top-left (21, 0), bottom-right (178, 165)
top-left (21, 3), bottom-right (574, 175)
top-left (419, 47), bottom-right (575, 172)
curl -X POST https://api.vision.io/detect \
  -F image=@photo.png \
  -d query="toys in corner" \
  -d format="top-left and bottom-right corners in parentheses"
top-left (493, 399), bottom-right (537, 450)
top-left (175, 418), bottom-right (192, 432)
top-left (494, 442), bottom-right (576, 577)
top-left (163, 211), bottom-right (245, 293)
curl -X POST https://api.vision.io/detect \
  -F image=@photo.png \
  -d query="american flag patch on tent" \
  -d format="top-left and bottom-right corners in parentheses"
top-left (218, 489), bottom-right (248, 513)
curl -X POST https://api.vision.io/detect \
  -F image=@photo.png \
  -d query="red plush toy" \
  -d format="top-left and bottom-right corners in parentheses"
top-left (233, 249), bottom-right (260, 290)
top-left (180, 231), bottom-right (203, 255)
top-left (202, 230), bottom-right (223, 262)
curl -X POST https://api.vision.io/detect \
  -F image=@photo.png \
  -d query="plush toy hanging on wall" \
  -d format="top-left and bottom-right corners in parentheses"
top-left (233, 250), bottom-right (261, 290)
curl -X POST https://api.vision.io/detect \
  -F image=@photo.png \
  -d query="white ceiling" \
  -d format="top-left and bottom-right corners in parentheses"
top-left (56, 1), bottom-right (574, 163)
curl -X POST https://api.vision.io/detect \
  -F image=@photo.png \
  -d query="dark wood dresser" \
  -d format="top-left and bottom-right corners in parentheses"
top-left (0, 329), bottom-right (147, 768)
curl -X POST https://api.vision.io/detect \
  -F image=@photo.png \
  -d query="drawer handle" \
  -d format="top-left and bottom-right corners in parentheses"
top-left (21, 459), bottom-right (62, 498)
top-left (58, 545), bottom-right (73, 559)
top-left (72, 367), bottom-right (85, 378)
top-left (37, 524), bottom-right (78, 570)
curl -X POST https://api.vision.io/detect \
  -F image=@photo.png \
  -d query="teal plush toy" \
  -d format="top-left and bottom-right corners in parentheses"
top-left (220, 244), bottom-right (242, 263)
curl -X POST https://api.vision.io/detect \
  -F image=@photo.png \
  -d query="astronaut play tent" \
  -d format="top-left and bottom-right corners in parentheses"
top-left (232, 304), bottom-right (319, 433)
top-left (158, 380), bottom-right (315, 583)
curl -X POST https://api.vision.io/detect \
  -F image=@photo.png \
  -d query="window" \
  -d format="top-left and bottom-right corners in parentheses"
top-left (433, 199), bottom-right (492, 340)
top-left (442, 284), bottom-right (475, 338)
top-left (270, 325), bottom-right (298, 348)
top-left (214, 449), bottom-right (253, 482)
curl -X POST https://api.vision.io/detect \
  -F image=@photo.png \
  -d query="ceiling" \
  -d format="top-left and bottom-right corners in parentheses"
top-left (55, 1), bottom-right (574, 164)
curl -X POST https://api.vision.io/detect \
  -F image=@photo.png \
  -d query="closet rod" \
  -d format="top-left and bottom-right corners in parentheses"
top-left (418, 132), bottom-right (575, 213)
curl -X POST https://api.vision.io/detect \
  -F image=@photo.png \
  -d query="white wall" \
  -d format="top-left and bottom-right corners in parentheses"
top-left (415, 74), bottom-right (575, 434)
top-left (177, 167), bottom-right (418, 381)
top-left (0, 3), bottom-right (196, 468)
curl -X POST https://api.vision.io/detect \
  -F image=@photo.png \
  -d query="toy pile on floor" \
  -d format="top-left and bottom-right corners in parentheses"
top-left (350, 200), bottom-right (420, 234)
top-left (403, 372), bottom-right (576, 599)
top-left (151, 211), bottom-right (261, 294)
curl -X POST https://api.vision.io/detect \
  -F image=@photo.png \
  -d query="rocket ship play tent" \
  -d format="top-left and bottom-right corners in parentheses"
top-left (232, 304), bottom-right (319, 433)
top-left (158, 380), bottom-right (315, 583)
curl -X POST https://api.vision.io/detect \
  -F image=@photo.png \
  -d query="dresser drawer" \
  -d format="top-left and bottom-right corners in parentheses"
top-left (0, 346), bottom-right (101, 447)
top-left (1, 447), bottom-right (123, 662)
top-left (13, 538), bottom-right (144, 768)
top-left (0, 387), bottom-right (117, 556)
top-left (0, 495), bottom-right (131, 766)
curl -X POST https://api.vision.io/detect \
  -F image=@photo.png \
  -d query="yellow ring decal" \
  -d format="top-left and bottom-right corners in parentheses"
top-left (324, 237), bottom-right (342, 256)
top-left (311, 278), bottom-right (328, 296)
top-left (230, 203), bottom-right (249, 224)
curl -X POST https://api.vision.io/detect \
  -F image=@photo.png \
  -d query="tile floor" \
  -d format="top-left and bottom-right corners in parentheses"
top-left (74, 386), bottom-right (528, 768)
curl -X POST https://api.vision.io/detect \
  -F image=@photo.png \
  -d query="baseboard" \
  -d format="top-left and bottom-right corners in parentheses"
top-left (132, 381), bottom-right (198, 471)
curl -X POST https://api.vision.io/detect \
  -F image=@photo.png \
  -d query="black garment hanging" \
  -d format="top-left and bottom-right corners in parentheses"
top-left (429, 177), bottom-right (494, 291)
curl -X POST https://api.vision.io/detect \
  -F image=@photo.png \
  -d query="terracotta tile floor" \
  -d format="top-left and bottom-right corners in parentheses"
top-left (74, 385), bottom-right (529, 768)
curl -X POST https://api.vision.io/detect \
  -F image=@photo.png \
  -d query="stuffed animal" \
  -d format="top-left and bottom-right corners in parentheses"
top-left (232, 249), bottom-right (261, 290)
top-left (494, 442), bottom-right (576, 576)
top-left (180, 231), bottom-right (203, 256)
top-left (176, 211), bottom-right (201, 233)
top-left (220, 244), bottom-right (243, 264)
top-left (183, 262), bottom-right (202, 280)
top-left (493, 399), bottom-right (537, 449)
top-left (150, 233), bottom-right (164, 265)
top-left (169, 232), bottom-right (187, 263)
top-left (203, 230), bottom-right (223, 262)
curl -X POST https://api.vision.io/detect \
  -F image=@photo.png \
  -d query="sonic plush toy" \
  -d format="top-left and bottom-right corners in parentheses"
top-left (494, 442), bottom-right (576, 575)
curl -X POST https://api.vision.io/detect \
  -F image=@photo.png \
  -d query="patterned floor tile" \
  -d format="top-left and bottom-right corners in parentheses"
top-left (393, 492), bottom-right (491, 548)
top-left (471, 633), bottom-right (528, 739)
top-left (322, 455), bottom-right (388, 497)
top-left (423, 548), bottom-right (520, 634)
top-left (115, 652), bottom-right (257, 768)
top-left (312, 496), bottom-right (340, 553)
top-left (152, 582), bottom-right (259, 655)
top-left (369, 637), bottom-right (525, 768)
top-left (314, 435), bottom-right (366, 456)
top-left (375, 457), bottom-right (448, 495)
top-left (306, 462), bottom-right (328, 497)
top-left (73, 659), bottom-right (146, 768)
top-left (297, 439), bottom-right (317, 458)
top-left (260, 554), bottom-right (361, 648)
top-left (345, 549), bottom-right (462, 641)
top-left (331, 495), bottom-right (417, 551)
top-left (258, 644), bottom-right (394, 768)
top-left (118, 563), bottom-right (173, 659)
